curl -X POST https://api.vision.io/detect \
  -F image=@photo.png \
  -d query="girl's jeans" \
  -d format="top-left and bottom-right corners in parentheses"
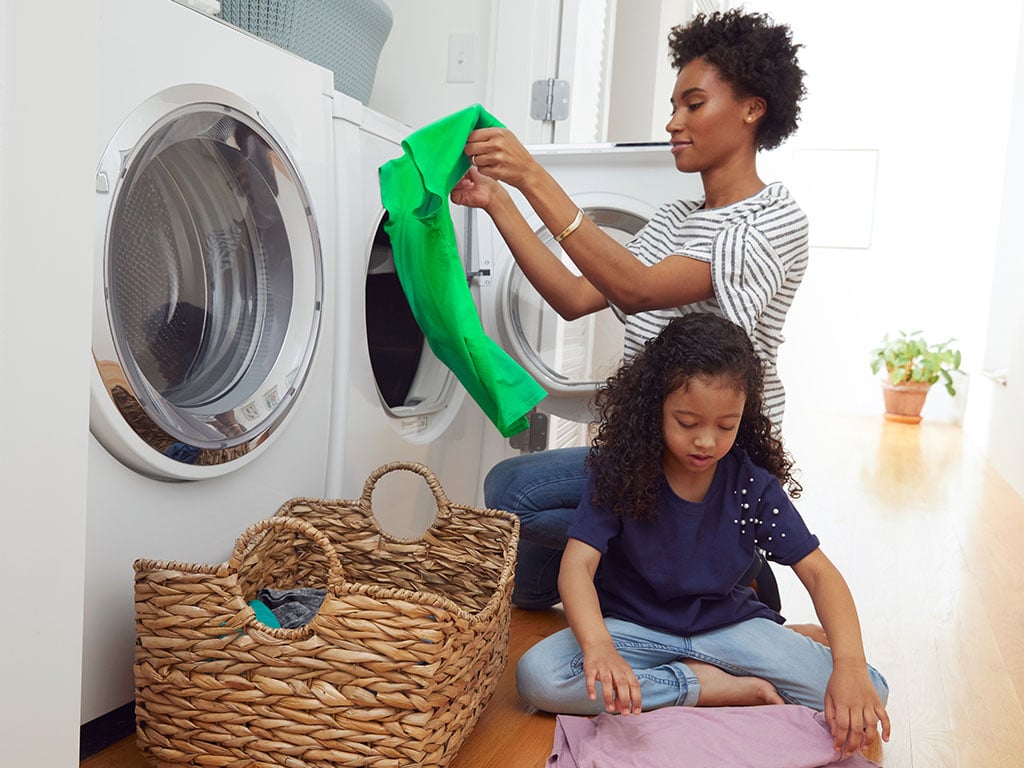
top-left (516, 616), bottom-right (890, 714)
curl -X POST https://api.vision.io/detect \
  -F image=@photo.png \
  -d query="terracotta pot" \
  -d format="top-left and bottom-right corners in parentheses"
top-left (880, 380), bottom-right (932, 424)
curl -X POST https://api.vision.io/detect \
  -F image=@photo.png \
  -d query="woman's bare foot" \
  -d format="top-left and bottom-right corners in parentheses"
top-left (688, 660), bottom-right (784, 706)
top-left (787, 623), bottom-right (829, 646)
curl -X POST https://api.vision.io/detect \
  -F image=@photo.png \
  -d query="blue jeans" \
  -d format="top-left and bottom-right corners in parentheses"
top-left (516, 616), bottom-right (890, 715)
top-left (483, 447), bottom-right (590, 609)
top-left (483, 448), bottom-right (779, 611)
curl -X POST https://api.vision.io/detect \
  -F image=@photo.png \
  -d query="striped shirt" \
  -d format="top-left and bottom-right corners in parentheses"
top-left (622, 182), bottom-right (809, 424)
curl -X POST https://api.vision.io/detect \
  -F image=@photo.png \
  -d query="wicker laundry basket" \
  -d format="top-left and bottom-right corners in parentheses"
top-left (133, 462), bottom-right (519, 768)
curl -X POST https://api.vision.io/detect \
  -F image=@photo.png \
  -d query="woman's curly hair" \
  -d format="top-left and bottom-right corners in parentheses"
top-left (668, 10), bottom-right (806, 151)
top-left (586, 313), bottom-right (801, 521)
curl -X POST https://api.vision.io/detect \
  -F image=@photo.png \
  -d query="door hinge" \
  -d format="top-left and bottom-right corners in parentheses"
top-left (530, 79), bottom-right (571, 122)
top-left (509, 409), bottom-right (550, 453)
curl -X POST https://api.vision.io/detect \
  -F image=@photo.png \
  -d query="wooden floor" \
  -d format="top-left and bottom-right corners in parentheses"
top-left (82, 412), bottom-right (1024, 767)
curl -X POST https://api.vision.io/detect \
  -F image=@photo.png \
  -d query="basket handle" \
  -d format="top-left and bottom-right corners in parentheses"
top-left (228, 515), bottom-right (345, 589)
top-left (359, 461), bottom-right (454, 519)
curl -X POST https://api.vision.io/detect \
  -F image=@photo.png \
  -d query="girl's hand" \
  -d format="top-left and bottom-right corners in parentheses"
top-left (824, 662), bottom-right (891, 757)
top-left (582, 642), bottom-right (643, 715)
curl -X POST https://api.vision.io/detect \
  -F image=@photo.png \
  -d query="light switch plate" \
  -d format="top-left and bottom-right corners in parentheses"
top-left (447, 33), bottom-right (475, 84)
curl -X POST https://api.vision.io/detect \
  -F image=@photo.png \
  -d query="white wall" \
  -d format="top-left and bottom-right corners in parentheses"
top-left (606, 0), bottom-right (664, 141)
top-left (369, 0), bottom-right (494, 129)
top-left (740, 0), bottom-right (1020, 428)
top-left (606, 0), bottom-right (689, 142)
top-left (0, 1), bottom-right (97, 765)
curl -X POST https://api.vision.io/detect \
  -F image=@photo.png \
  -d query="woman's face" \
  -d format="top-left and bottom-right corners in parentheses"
top-left (665, 57), bottom-right (762, 175)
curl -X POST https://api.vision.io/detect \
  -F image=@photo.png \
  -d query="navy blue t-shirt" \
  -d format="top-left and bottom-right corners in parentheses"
top-left (567, 446), bottom-right (819, 636)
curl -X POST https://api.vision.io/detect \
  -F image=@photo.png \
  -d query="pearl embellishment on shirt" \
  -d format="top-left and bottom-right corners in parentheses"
top-left (734, 472), bottom-right (798, 555)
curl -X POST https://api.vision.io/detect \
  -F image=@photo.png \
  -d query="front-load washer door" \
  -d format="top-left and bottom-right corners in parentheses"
top-left (92, 85), bottom-right (323, 480)
top-left (494, 197), bottom-right (645, 424)
top-left (478, 144), bottom-right (703, 425)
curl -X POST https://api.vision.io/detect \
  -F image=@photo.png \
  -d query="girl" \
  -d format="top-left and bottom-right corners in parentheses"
top-left (515, 314), bottom-right (891, 758)
top-left (451, 10), bottom-right (809, 611)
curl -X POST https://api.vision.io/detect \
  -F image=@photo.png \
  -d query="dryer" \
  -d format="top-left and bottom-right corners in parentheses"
top-left (473, 143), bottom-right (704, 450)
top-left (83, 0), bottom-right (337, 723)
top-left (327, 96), bottom-right (495, 537)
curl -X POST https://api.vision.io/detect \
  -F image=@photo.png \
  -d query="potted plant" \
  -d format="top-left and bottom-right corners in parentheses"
top-left (870, 330), bottom-right (962, 424)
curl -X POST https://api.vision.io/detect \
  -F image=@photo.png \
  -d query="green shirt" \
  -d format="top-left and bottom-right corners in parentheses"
top-left (379, 105), bottom-right (545, 437)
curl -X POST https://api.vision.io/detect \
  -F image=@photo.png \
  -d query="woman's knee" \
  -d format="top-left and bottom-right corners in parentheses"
top-left (483, 448), bottom-right (589, 511)
top-left (484, 454), bottom-right (545, 509)
top-left (483, 456), bottom-right (520, 508)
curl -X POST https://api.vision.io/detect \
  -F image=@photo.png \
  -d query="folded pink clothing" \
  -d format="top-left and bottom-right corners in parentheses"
top-left (547, 704), bottom-right (882, 768)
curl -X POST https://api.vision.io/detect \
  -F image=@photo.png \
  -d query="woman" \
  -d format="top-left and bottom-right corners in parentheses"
top-left (450, 10), bottom-right (809, 610)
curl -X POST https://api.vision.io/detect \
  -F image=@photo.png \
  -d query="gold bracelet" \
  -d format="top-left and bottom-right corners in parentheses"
top-left (554, 208), bottom-right (584, 243)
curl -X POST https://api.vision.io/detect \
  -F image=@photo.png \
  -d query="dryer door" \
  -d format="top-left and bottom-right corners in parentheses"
top-left (362, 205), bottom-right (467, 443)
top-left (355, 111), bottom-right (468, 445)
top-left (92, 85), bottom-right (323, 480)
top-left (478, 144), bottom-right (703, 426)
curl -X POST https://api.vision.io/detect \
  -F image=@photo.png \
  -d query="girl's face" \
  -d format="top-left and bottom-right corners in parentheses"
top-left (665, 57), bottom-right (763, 175)
top-left (662, 374), bottom-right (746, 484)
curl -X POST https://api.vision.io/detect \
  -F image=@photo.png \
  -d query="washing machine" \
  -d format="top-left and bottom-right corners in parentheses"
top-left (326, 96), bottom-right (496, 538)
top-left (472, 143), bottom-right (705, 451)
top-left (83, 0), bottom-right (338, 723)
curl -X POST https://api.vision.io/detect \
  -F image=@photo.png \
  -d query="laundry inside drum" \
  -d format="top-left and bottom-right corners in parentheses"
top-left (365, 222), bottom-right (425, 409)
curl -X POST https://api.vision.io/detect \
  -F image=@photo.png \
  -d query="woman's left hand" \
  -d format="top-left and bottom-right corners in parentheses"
top-left (463, 127), bottom-right (540, 189)
top-left (824, 662), bottom-right (891, 757)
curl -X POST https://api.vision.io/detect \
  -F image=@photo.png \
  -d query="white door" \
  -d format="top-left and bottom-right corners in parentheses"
top-left (488, 0), bottom-right (691, 144)
top-left (488, 0), bottom-right (614, 144)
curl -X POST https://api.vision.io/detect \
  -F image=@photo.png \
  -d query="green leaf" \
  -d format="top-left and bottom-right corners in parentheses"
top-left (869, 329), bottom-right (962, 388)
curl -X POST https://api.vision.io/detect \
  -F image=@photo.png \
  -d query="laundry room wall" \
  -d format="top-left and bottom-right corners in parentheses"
top-left (0, 1), bottom-right (98, 765)
top-left (721, 0), bottom-right (1018, 424)
top-left (736, 0), bottom-right (1024, 494)
top-left (369, 0), bottom-right (494, 129)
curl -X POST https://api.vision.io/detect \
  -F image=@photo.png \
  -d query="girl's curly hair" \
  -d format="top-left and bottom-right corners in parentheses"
top-left (586, 313), bottom-right (801, 521)
top-left (668, 10), bottom-right (806, 151)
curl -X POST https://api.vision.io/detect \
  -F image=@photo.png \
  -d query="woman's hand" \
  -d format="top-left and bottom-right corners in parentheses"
top-left (582, 641), bottom-right (643, 715)
top-left (451, 127), bottom-right (530, 210)
top-left (463, 127), bottom-right (541, 189)
top-left (449, 166), bottom-right (501, 210)
top-left (824, 662), bottom-right (891, 757)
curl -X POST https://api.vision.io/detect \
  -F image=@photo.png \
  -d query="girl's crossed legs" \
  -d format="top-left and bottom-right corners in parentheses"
top-left (516, 616), bottom-right (889, 715)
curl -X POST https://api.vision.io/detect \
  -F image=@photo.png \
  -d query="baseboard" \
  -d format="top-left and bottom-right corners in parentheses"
top-left (80, 702), bottom-right (135, 760)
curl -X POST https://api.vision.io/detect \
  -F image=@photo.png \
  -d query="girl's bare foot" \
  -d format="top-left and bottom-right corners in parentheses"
top-left (688, 660), bottom-right (785, 706)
